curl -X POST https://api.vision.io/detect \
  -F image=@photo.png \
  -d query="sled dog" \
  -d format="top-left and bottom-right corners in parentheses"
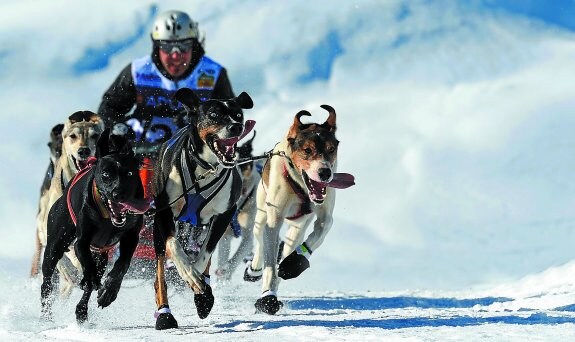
top-left (41, 130), bottom-right (152, 323)
top-left (245, 105), bottom-right (355, 315)
top-left (34, 111), bottom-right (105, 295)
top-left (151, 88), bottom-right (254, 329)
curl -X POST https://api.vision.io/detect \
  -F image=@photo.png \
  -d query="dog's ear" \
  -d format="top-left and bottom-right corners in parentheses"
top-left (175, 88), bottom-right (200, 113)
top-left (108, 134), bottom-right (133, 157)
top-left (234, 92), bottom-right (253, 110)
top-left (287, 110), bottom-right (311, 145)
top-left (320, 105), bottom-right (336, 132)
top-left (96, 128), bottom-right (111, 158)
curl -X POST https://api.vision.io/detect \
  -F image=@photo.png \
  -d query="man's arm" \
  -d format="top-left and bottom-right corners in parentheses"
top-left (98, 64), bottom-right (137, 128)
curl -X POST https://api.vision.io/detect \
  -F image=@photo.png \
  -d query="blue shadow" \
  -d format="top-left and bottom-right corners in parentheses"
top-left (215, 313), bottom-right (575, 331)
top-left (477, 0), bottom-right (575, 31)
top-left (71, 4), bottom-right (158, 75)
top-left (298, 30), bottom-right (343, 84)
top-left (286, 296), bottom-right (512, 311)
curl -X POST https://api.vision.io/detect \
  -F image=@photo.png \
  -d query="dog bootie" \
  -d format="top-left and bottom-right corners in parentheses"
top-left (255, 294), bottom-right (283, 315)
top-left (194, 284), bottom-right (214, 319)
top-left (155, 305), bottom-right (178, 330)
top-left (278, 244), bottom-right (311, 280)
top-left (243, 262), bottom-right (262, 282)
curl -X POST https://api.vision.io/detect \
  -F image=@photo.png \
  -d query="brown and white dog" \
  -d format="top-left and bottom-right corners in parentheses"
top-left (245, 105), bottom-right (355, 315)
top-left (32, 111), bottom-right (105, 295)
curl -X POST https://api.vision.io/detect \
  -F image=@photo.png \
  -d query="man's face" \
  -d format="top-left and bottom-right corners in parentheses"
top-left (158, 41), bottom-right (193, 77)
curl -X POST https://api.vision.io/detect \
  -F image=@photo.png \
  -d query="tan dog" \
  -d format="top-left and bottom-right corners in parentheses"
top-left (245, 105), bottom-right (355, 315)
top-left (32, 111), bottom-right (105, 296)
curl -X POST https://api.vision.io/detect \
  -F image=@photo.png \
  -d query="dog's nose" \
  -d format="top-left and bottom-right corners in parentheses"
top-left (77, 147), bottom-right (91, 159)
top-left (227, 123), bottom-right (242, 136)
top-left (318, 168), bottom-right (332, 182)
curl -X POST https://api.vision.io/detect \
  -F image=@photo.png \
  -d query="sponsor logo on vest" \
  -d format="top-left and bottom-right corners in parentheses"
top-left (197, 72), bottom-right (215, 88)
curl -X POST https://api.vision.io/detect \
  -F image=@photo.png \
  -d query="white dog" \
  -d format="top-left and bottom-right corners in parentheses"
top-left (244, 105), bottom-right (355, 314)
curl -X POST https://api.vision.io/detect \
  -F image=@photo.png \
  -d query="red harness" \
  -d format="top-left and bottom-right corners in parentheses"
top-left (283, 162), bottom-right (312, 220)
top-left (66, 157), bottom-right (97, 226)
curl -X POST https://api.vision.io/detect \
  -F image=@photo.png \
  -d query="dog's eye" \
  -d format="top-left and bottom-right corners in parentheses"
top-left (69, 134), bottom-right (77, 140)
top-left (304, 148), bottom-right (313, 155)
top-left (127, 171), bottom-right (133, 176)
top-left (209, 111), bottom-right (217, 119)
top-left (90, 134), bottom-right (99, 140)
top-left (236, 113), bottom-right (242, 119)
top-left (102, 171), bottom-right (110, 178)
top-left (326, 146), bottom-right (336, 153)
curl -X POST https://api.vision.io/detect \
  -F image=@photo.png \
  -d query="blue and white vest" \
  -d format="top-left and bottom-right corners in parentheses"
top-left (128, 55), bottom-right (223, 150)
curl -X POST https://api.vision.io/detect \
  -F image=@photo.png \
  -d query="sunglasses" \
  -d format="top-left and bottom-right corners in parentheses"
top-left (157, 39), bottom-right (194, 53)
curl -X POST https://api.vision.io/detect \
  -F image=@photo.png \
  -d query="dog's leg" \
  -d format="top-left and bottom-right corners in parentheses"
top-left (254, 223), bottom-right (283, 315)
top-left (30, 230), bottom-right (42, 277)
top-left (97, 226), bottom-right (140, 308)
top-left (75, 231), bottom-right (101, 291)
top-left (225, 202), bottom-right (256, 277)
top-left (41, 201), bottom-right (76, 321)
top-left (277, 215), bottom-right (314, 280)
top-left (246, 184), bottom-right (269, 281)
top-left (153, 203), bottom-right (178, 330)
top-left (75, 251), bottom-right (107, 324)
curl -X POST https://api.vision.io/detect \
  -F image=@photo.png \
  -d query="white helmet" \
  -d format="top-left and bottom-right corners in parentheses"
top-left (151, 10), bottom-right (199, 41)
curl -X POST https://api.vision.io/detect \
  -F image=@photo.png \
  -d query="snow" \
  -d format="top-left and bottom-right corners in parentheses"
top-left (1, 0), bottom-right (575, 340)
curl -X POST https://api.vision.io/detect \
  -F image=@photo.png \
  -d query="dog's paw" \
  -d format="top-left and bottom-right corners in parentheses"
top-left (255, 295), bottom-right (283, 315)
top-left (243, 263), bottom-right (262, 282)
top-left (75, 302), bottom-right (89, 324)
top-left (155, 306), bottom-right (178, 330)
top-left (278, 251), bottom-right (310, 280)
top-left (194, 284), bottom-right (214, 319)
top-left (97, 277), bottom-right (122, 308)
top-left (79, 275), bottom-right (102, 291)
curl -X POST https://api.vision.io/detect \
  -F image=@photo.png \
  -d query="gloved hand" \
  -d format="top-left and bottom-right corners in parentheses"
top-left (112, 122), bottom-right (129, 136)
top-left (278, 244), bottom-right (311, 280)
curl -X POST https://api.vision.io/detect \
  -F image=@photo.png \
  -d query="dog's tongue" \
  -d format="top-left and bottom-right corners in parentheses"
top-left (218, 120), bottom-right (256, 146)
top-left (119, 197), bottom-right (154, 214)
top-left (327, 173), bottom-right (355, 189)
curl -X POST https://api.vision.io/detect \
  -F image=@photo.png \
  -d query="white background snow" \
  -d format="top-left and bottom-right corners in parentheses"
top-left (1, 0), bottom-right (575, 340)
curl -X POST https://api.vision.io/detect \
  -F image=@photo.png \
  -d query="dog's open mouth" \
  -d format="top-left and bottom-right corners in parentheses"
top-left (302, 171), bottom-right (328, 204)
top-left (104, 198), bottom-right (153, 228)
top-left (301, 171), bottom-right (356, 204)
top-left (71, 156), bottom-right (91, 171)
top-left (207, 120), bottom-right (256, 168)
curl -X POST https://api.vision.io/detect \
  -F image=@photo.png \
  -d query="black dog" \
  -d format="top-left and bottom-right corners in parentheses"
top-left (41, 129), bottom-right (152, 323)
top-left (151, 88), bottom-right (254, 329)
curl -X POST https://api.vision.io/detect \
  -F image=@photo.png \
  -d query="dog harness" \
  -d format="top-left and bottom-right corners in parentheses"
top-left (176, 146), bottom-right (233, 226)
top-left (282, 162), bottom-right (313, 220)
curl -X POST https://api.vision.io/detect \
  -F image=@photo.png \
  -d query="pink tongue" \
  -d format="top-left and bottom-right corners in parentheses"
top-left (119, 197), bottom-right (154, 214)
top-left (327, 173), bottom-right (355, 189)
top-left (218, 120), bottom-right (256, 146)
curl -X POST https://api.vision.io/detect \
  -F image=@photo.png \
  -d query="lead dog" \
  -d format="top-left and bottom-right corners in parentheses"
top-left (215, 132), bottom-right (261, 281)
top-left (151, 88), bottom-right (254, 330)
top-left (41, 130), bottom-right (152, 323)
top-left (245, 105), bottom-right (355, 314)
top-left (32, 112), bottom-right (105, 291)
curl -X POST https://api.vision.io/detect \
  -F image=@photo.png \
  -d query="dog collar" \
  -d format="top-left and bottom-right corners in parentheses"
top-left (92, 180), bottom-right (110, 220)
